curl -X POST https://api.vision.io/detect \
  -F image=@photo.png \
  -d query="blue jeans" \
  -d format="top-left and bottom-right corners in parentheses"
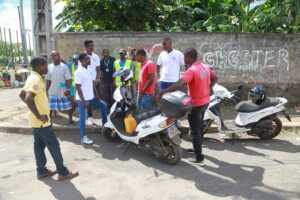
top-left (138, 94), bottom-right (154, 110)
top-left (159, 81), bottom-right (175, 91)
top-left (33, 126), bottom-right (69, 176)
top-left (77, 98), bottom-right (108, 139)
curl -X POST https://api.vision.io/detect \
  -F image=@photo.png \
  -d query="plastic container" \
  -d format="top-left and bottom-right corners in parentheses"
top-left (124, 114), bottom-right (137, 135)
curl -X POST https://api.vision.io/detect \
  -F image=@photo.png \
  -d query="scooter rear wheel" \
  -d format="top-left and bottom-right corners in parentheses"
top-left (161, 136), bottom-right (181, 165)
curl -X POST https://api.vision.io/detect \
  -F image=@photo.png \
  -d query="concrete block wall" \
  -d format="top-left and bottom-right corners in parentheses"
top-left (54, 32), bottom-right (300, 105)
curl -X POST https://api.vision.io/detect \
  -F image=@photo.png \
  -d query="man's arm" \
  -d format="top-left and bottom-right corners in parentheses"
top-left (75, 84), bottom-right (88, 107)
top-left (65, 79), bottom-right (71, 96)
top-left (96, 67), bottom-right (101, 81)
top-left (95, 55), bottom-right (101, 82)
top-left (156, 65), bottom-right (161, 78)
top-left (75, 84), bottom-right (85, 102)
top-left (93, 81), bottom-right (100, 99)
top-left (158, 79), bottom-right (187, 99)
top-left (142, 74), bottom-right (155, 93)
top-left (64, 65), bottom-right (72, 96)
top-left (46, 80), bottom-right (51, 96)
top-left (19, 90), bottom-right (47, 122)
top-left (19, 90), bottom-right (26, 102)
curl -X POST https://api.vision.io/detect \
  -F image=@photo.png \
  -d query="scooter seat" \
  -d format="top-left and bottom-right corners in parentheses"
top-left (235, 98), bottom-right (279, 113)
top-left (134, 108), bottom-right (161, 122)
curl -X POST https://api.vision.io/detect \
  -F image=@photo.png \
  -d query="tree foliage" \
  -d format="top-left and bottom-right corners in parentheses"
top-left (56, 0), bottom-right (300, 33)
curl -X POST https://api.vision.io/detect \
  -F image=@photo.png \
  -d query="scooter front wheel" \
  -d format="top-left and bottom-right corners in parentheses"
top-left (161, 136), bottom-right (181, 165)
top-left (102, 127), bottom-right (120, 142)
top-left (255, 117), bottom-right (283, 140)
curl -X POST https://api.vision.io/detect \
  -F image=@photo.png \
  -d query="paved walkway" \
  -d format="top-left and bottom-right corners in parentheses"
top-left (0, 131), bottom-right (299, 200)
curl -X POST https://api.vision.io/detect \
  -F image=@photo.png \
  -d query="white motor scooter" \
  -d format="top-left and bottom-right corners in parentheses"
top-left (203, 83), bottom-right (291, 139)
top-left (102, 69), bottom-right (182, 165)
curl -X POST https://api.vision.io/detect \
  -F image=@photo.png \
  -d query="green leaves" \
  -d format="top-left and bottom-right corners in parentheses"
top-left (55, 0), bottom-right (300, 33)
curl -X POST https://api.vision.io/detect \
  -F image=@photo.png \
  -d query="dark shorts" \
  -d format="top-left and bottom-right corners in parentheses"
top-left (159, 81), bottom-right (175, 91)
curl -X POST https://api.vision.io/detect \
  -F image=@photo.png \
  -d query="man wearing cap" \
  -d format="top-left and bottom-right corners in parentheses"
top-left (113, 49), bottom-right (132, 88)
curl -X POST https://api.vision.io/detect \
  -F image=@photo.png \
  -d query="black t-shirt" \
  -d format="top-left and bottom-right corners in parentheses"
top-left (100, 56), bottom-right (115, 83)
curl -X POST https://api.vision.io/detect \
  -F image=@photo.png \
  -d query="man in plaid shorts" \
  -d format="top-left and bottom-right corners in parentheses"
top-left (46, 51), bottom-right (73, 124)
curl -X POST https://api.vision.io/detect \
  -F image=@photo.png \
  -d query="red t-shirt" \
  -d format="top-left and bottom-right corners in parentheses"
top-left (182, 62), bottom-right (212, 106)
top-left (138, 60), bottom-right (157, 95)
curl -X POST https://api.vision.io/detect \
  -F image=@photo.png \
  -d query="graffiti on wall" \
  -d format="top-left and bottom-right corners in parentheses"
top-left (111, 42), bottom-right (290, 74)
top-left (203, 49), bottom-right (289, 71)
top-left (199, 42), bottom-right (290, 72)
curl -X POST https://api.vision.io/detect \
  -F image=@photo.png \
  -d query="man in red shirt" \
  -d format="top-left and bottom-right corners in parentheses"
top-left (136, 49), bottom-right (157, 110)
top-left (158, 48), bottom-right (215, 164)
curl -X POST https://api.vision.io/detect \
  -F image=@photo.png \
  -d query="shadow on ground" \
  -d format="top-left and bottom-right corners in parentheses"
top-left (42, 178), bottom-right (96, 200)
top-left (56, 132), bottom-right (300, 200)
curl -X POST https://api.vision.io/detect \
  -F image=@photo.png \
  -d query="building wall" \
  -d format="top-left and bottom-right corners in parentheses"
top-left (54, 32), bottom-right (300, 104)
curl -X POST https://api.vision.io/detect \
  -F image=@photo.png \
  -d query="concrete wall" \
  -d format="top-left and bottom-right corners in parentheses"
top-left (54, 32), bottom-right (300, 105)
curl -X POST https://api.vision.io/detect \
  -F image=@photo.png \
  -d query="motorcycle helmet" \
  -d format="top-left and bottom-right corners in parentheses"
top-left (71, 54), bottom-right (79, 65)
top-left (249, 85), bottom-right (266, 104)
top-left (120, 69), bottom-right (133, 82)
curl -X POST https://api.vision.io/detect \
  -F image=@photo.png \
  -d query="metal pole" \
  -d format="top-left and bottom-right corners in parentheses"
top-left (3, 27), bottom-right (8, 65)
top-left (9, 28), bottom-right (14, 65)
top-left (31, 0), bottom-right (38, 56)
top-left (0, 27), bottom-right (3, 56)
top-left (18, 1), bottom-right (28, 64)
top-left (27, 33), bottom-right (32, 57)
top-left (16, 30), bottom-right (21, 62)
top-left (45, 0), bottom-right (53, 57)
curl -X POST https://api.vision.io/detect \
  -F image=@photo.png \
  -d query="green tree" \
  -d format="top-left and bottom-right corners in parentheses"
top-left (55, 0), bottom-right (300, 33)
top-left (56, 0), bottom-right (176, 31)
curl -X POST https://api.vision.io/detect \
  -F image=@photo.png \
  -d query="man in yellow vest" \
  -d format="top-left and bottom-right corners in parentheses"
top-left (129, 48), bottom-right (141, 92)
top-left (113, 49), bottom-right (132, 87)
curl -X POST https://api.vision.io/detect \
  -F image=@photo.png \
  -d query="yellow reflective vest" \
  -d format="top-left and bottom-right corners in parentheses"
top-left (131, 61), bottom-right (141, 83)
top-left (114, 59), bottom-right (132, 87)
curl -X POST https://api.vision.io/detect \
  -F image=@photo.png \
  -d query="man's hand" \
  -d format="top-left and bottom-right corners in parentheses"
top-left (138, 90), bottom-right (144, 98)
top-left (82, 101), bottom-right (89, 108)
top-left (64, 90), bottom-right (70, 97)
top-left (38, 115), bottom-right (49, 123)
top-left (156, 92), bottom-right (164, 101)
top-left (95, 93), bottom-right (101, 101)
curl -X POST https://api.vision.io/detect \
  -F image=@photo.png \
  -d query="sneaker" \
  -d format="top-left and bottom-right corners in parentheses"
top-left (37, 169), bottom-right (57, 180)
top-left (81, 136), bottom-right (93, 145)
top-left (58, 171), bottom-right (79, 182)
top-left (86, 117), bottom-right (94, 126)
top-left (188, 155), bottom-right (205, 166)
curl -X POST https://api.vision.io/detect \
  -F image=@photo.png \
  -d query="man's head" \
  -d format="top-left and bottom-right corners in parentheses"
top-left (102, 49), bottom-right (110, 58)
top-left (136, 49), bottom-right (147, 63)
top-left (184, 48), bottom-right (198, 68)
top-left (130, 48), bottom-right (137, 61)
top-left (84, 40), bottom-right (94, 54)
top-left (162, 37), bottom-right (172, 52)
top-left (119, 49), bottom-right (127, 60)
top-left (78, 53), bottom-right (90, 68)
top-left (51, 51), bottom-right (61, 65)
top-left (30, 56), bottom-right (48, 75)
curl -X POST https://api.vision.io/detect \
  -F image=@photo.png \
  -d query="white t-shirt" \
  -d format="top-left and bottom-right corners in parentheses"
top-left (79, 52), bottom-right (100, 81)
top-left (74, 66), bottom-right (94, 101)
top-left (157, 49), bottom-right (185, 82)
